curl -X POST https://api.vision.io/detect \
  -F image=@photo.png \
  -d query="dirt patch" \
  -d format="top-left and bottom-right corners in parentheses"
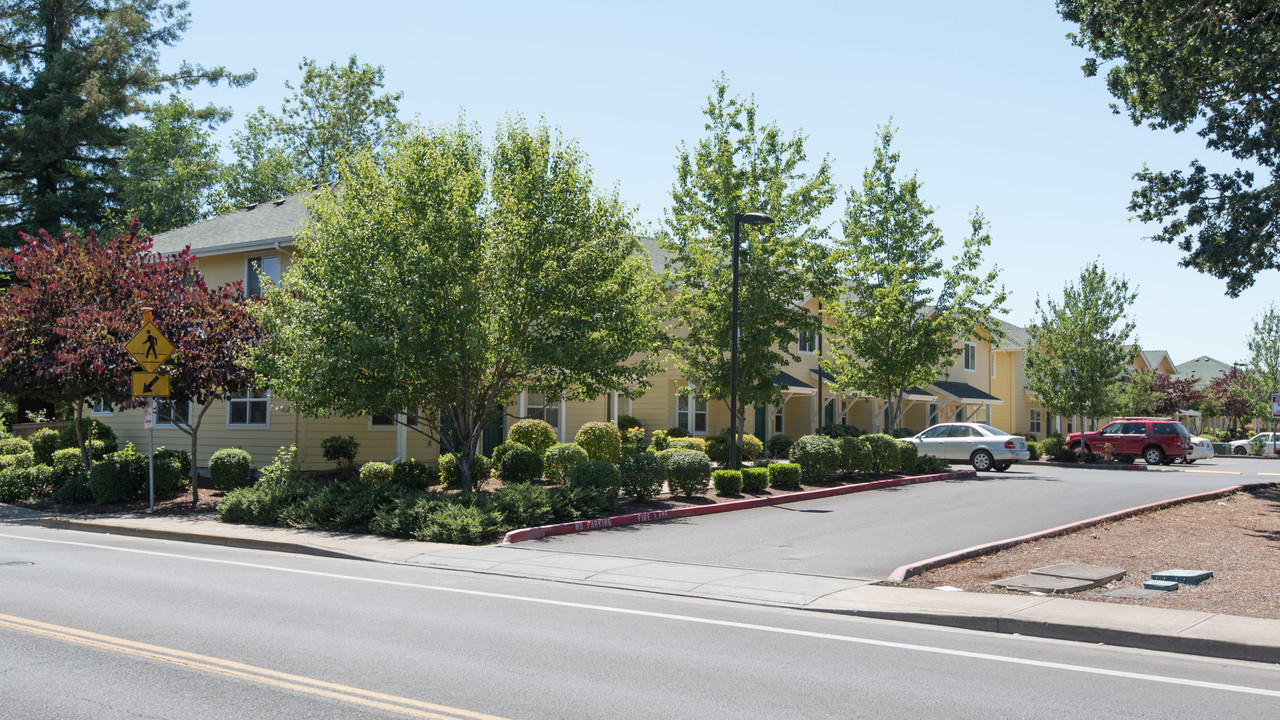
top-left (899, 486), bottom-right (1280, 620)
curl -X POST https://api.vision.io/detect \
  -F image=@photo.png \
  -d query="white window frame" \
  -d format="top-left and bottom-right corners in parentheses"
top-left (927, 403), bottom-right (938, 427)
top-left (677, 391), bottom-right (708, 435)
top-left (524, 392), bottom-right (562, 438)
top-left (798, 330), bottom-right (816, 354)
top-left (155, 399), bottom-right (192, 428)
top-left (1028, 408), bottom-right (1042, 435)
top-left (246, 255), bottom-right (281, 297)
top-left (227, 389), bottom-right (271, 428)
top-left (991, 354), bottom-right (997, 378)
top-left (369, 410), bottom-right (419, 431)
top-left (90, 398), bottom-right (113, 417)
top-left (963, 342), bottom-right (977, 372)
top-left (773, 406), bottom-right (784, 435)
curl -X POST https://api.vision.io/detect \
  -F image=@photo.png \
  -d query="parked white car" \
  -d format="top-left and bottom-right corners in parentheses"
top-left (1228, 432), bottom-right (1279, 456)
top-left (1181, 436), bottom-right (1215, 464)
top-left (908, 423), bottom-right (1030, 472)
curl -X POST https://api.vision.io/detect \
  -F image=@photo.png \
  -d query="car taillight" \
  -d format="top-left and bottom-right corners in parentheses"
top-left (1004, 440), bottom-right (1015, 449)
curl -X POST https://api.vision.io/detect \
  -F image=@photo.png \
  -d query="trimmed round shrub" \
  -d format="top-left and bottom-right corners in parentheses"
top-left (668, 439), bottom-right (696, 451)
top-left (649, 429), bottom-right (669, 451)
top-left (767, 433), bottom-right (793, 459)
top-left (510, 419), bottom-right (557, 457)
top-left (665, 450), bottom-right (711, 497)
top-left (839, 436), bottom-right (873, 476)
top-left (418, 503), bottom-right (502, 544)
top-left (0, 451), bottom-right (33, 472)
top-left (54, 473), bottom-right (93, 505)
top-left (88, 445), bottom-right (147, 503)
top-left (895, 440), bottom-right (919, 474)
top-left (569, 460), bottom-right (622, 508)
top-left (915, 454), bottom-right (951, 473)
top-left (618, 414), bottom-right (642, 434)
top-left (359, 461), bottom-right (394, 484)
top-left (742, 467), bottom-right (770, 493)
top-left (492, 482), bottom-right (553, 530)
top-left (499, 446), bottom-right (544, 484)
top-left (789, 434), bottom-right (840, 482)
top-left (0, 437), bottom-right (32, 457)
top-left (576, 422), bottom-right (622, 463)
top-left (740, 434), bottom-right (764, 461)
top-left (152, 447), bottom-right (192, 497)
top-left (491, 440), bottom-right (532, 471)
top-left (768, 463), bottom-right (802, 490)
top-left (29, 428), bottom-right (59, 465)
top-left (390, 459), bottom-right (435, 490)
top-left (619, 452), bottom-right (665, 501)
top-left (1042, 435), bottom-right (1065, 458)
top-left (543, 442), bottom-right (589, 484)
top-left (322, 435), bottom-right (360, 469)
top-left (1026, 440), bottom-right (1042, 461)
top-left (667, 426), bottom-right (690, 438)
top-left (709, 433), bottom-right (765, 463)
top-left (620, 426), bottom-right (647, 457)
top-left (438, 453), bottom-right (491, 490)
top-left (864, 433), bottom-right (902, 474)
top-left (52, 447), bottom-right (85, 478)
top-left (0, 465), bottom-right (56, 503)
top-left (209, 448), bottom-right (253, 491)
top-left (57, 419), bottom-right (117, 454)
top-left (712, 469), bottom-right (742, 496)
top-left (656, 447), bottom-right (683, 470)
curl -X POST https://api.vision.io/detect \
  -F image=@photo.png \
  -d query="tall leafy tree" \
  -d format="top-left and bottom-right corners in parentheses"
top-left (1153, 373), bottom-right (1206, 417)
top-left (1210, 367), bottom-right (1266, 431)
top-left (248, 118), bottom-right (664, 493)
top-left (0, 221), bottom-right (197, 470)
top-left (824, 124), bottom-right (1007, 432)
top-left (0, 0), bottom-right (254, 242)
top-left (1247, 303), bottom-right (1280, 409)
top-left (1058, 1), bottom-right (1280, 296)
top-left (1025, 261), bottom-right (1138, 437)
top-left (217, 55), bottom-right (403, 209)
top-left (1116, 368), bottom-right (1160, 418)
top-left (661, 77), bottom-right (836, 435)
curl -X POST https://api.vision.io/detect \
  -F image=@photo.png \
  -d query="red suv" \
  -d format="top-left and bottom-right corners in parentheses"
top-left (1067, 417), bottom-right (1192, 465)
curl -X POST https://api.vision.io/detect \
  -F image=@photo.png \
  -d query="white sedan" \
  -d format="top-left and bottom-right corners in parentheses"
top-left (908, 423), bottom-right (1031, 472)
top-left (1228, 432), bottom-right (1279, 456)
top-left (1181, 436), bottom-right (1215, 464)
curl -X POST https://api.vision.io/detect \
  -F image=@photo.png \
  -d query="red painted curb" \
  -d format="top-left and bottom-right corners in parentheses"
top-left (884, 481), bottom-right (1278, 583)
top-left (501, 470), bottom-right (975, 544)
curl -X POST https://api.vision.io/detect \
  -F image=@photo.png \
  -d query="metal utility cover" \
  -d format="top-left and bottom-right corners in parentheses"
top-left (125, 322), bottom-right (174, 372)
top-left (1150, 569), bottom-right (1213, 585)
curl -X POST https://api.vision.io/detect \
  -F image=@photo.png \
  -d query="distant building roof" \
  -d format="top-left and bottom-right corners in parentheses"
top-left (1174, 355), bottom-right (1234, 387)
top-left (929, 380), bottom-right (1002, 404)
top-left (150, 185), bottom-right (331, 256)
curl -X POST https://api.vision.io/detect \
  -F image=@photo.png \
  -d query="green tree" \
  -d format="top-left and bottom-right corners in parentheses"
top-left (1025, 261), bottom-right (1138, 439)
top-left (217, 55), bottom-right (403, 209)
top-left (117, 95), bottom-right (225, 235)
top-left (824, 124), bottom-right (1007, 432)
top-left (247, 118), bottom-right (664, 494)
top-left (660, 77), bottom-right (836, 437)
top-left (0, 0), bottom-right (254, 242)
top-left (1058, 1), bottom-right (1280, 296)
top-left (1247, 303), bottom-right (1280, 410)
top-left (1116, 368), bottom-right (1160, 417)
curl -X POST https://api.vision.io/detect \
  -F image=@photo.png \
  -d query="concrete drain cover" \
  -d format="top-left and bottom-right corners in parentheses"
top-left (1103, 588), bottom-right (1170, 600)
top-left (991, 563), bottom-right (1126, 594)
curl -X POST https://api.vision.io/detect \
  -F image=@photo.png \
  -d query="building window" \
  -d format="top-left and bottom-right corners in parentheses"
top-left (928, 403), bottom-right (938, 427)
top-left (90, 399), bottom-right (113, 417)
top-left (963, 342), bottom-right (977, 371)
top-left (991, 355), bottom-right (997, 378)
top-left (955, 406), bottom-right (965, 423)
top-left (228, 390), bottom-right (270, 427)
top-left (677, 392), bottom-right (707, 434)
top-left (156, 400), bottom-right (192, 427)
top-left (798, 330), bottom-right (816, 354)
top-left (371, 411), bottom-right (420, 430)
top-left (773, 407), bottom-right (784, 434)
top-left (525, 393), bottom-right (561, 433)
top-left (1028, 409), bottom-right (1042, 435)
top-left (247, 255), bottom-right (281, 297)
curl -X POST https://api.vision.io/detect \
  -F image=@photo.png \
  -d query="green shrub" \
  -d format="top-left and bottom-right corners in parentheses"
top-left (510, 418), bottom-right (557, 457)
top-left (88, 445), bottom-right (147, 503)
top-left (152, 447), bottom-right (192, 497)
top-left (547, 485), bottom-right (616, 523)
top-left (576, 422), bottom-right (622, 463)
top-left (767, 433), bottom-right (793, 459)
top-left (370, 492), bottom-right (446, 538)
top-left (492, 482), bottom-right (553, 529)
top-left (218, 446), bottom-right (314, 525)
top-left (57, 419), bottom-right (117, 454)
top-left (0, 437), bottom-right (32, 457)
top-left (864, 433), bottom-right (901, 474)
top-left (619, 452), bottom-right (665, 501)
top-left (620, 426), bottom-right (647, 457)
top-left (712, 469), bottom-right (742, 496)
top-left (891, 427), bottom-right (916, 439)
top-left (438, 453), bottom-right (491, 490)
top-left (668, 439), bottom-right (696, 451)
top-left (360, 461), bottom-right (394, 484)
top-left (705, 433), bottom-right (763, 463)
top-left (704, 434), bottom-right (730, 463)
top-left (209, 448), bottom-right (253, 491)
top-left (650, 429), bottom-right (670, 451)
top-left (665, 450), bottom-right (711, 497)
top-left (543, 442), bottom-right (589, 484)
top-left (280, 479), bottom-right (386, 532)
top-left (569, 461), bottom-right (622, 508)
top-left (29, 428), bottom-right (59, 465)
top-left (618, 414), bottom-right (642, 434)
top-left (790, 435), bottom-right (841, 482)
top-left (896, 440), bottom-right (918, 474)
top-left (499, 446), bottom-right (544, 484)
top-left (838, 436), bottom-right (873, 476)
top-left (742, 467), bottom-right (770, 492)
top-left (740, 434), bottom-right (764, 460)
top-left (390, 459), bottom-right (435, 490)
top-left (817, 423), bottom-right (862, 439)
top-left (53, 473), bottom-right (93, 505)
top-left (0, 451), bottom-right (33, 471)
top-left (1042, 435), bottom-right (1066, 458)
top-left (768, 463), bottom-right (802, 490)
top-left (51, 447), bottom-right (85, 478)
top-left (915, 454), bottom-right (951, 473)
top-left (491, 440), bottom-right (532, 471)
top-left (1026, 440), bottom-right (1042, 461)
top-left (321, 435), bottom-right (359, 469)
top-left (0, 464), bottom-right (55, 503)
top-left (667, 426), bottom-right (690, 438)
top-left (418, 502), bottom-right (502, 544)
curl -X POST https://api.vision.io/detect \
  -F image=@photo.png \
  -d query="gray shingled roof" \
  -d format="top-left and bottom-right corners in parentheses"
top-left (1174, 355), bottom-right (1234, 387)
top-left (150, 186), bottom-right (329, 256)
top-left (930, 380), bottom-right (1002, 403)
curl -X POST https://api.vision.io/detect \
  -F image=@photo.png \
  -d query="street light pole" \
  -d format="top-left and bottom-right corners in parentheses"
top-left (730, 211), bottom-right (775, 469)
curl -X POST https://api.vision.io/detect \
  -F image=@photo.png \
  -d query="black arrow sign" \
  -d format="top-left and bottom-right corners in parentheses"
top-left (144, 375), bottom-right (160, 393)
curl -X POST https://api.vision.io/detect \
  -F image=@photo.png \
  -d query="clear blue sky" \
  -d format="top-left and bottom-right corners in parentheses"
top-left (166, 1), bottom-right (1275, 368)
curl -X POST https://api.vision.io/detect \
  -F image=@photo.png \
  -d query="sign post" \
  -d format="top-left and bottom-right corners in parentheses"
top-left (126, 308), bottom-right (174, 513)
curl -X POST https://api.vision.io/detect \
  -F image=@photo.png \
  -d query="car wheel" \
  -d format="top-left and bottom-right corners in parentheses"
top-left (1143, 446), bottom-right (1166, 465)
top-left (1233, 446), bottom-right (1247, 455)
top-left (1185, 459), bottom-right (1197, 464)
top-left (993, 462), bottom-right (1011, 472)
top-left (971, 449), bottom-right (995, 471)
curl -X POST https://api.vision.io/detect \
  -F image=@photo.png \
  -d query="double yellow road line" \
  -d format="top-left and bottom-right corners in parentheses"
top-left (0, 613), bottom-right (506, 720)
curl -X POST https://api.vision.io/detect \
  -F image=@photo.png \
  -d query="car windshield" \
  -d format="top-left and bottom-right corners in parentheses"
top-left (974, 424), bottom-right (1003, 436)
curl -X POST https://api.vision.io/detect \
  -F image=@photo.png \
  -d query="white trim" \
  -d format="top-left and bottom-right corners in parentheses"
top-left (227, 390), bottom-right (271, 429)
top-left (368, 414), bottom-right (397, 431)
top-left (798, 330), bottom-right (816, 354)
top-left (155, 400), bottom-right (192, 428)
top-left (90, 399), bottom-right (113, 417)
top-left (963, 342), bottom-right (978, 372)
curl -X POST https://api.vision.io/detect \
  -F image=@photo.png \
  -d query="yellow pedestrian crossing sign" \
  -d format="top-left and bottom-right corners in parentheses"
top-left (125, 321), bottom-right (173, 372)
top-left (132, 372), bottom-right (170, 398)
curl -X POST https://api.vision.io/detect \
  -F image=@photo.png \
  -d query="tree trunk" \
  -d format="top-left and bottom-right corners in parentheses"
top-left (188, 401), bottom-right (213, 507)
top-left (73, 399), bottom-right (90, 473)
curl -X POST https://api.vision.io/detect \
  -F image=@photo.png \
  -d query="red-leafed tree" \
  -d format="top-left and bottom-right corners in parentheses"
top-left (1153, 374), bottom-right (1206, 418)
top-left (1210, 368), bottom-right (1265, 432)
top-left (0, 222), bottom-right (194, 471)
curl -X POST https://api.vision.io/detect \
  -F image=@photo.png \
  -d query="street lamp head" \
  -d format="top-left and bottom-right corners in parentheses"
top-left (738, 212), bottom-right (774, 226)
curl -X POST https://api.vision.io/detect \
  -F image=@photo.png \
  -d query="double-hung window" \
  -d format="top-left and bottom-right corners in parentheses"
top-left (798, 330), bottom-right (816, 353)
top-left (963, 342), bottom-right (977, 371)
top-left (1028, 409), bottom-right (1042, 435)
top-left (228, 390), bottom-right (270, 427)
top-left (156, 400), bottom-right (192, 428)
top-left (247, 256), bottom-right (280, 298)
top-left (677, 392), bottom-right (707, 434)
top-left (525, 393), bottom-right (561, 434)
top-left (91, 399), bottom-right (113, 417)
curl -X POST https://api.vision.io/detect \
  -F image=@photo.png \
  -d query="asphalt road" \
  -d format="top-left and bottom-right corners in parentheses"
top-left (2, 525), bottom-right (1278, 719)
top-left (528, 457), bottom-right (1280, 580)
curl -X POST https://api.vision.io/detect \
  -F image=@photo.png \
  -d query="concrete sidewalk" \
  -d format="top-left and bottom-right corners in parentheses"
top-left (11, 510), bottom-right (1279, 664)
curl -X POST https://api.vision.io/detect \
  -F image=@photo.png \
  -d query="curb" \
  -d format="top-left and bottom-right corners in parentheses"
top-left (39, 517), bottom-right (373, 561)
top-left (1031, 460), bottom-right (1147, 471)
top-left (502, 470), bottom-right (975, 544)
top-left (884, 481), bottom-right (1279, 583)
